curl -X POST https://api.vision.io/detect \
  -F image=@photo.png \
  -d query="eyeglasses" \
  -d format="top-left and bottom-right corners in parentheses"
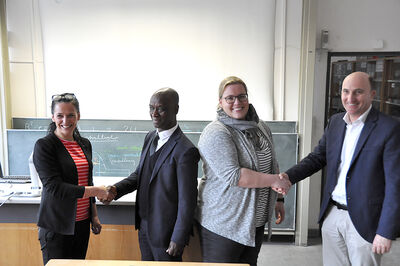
top-left (223, 94), bottom-right (248, 104)
top-left (52, 93), bottom-right (76, 101)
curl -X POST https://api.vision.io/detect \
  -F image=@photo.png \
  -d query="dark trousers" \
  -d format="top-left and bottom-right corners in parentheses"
top-left (138, 219), bottom-right (182, 262)
top-left (197, 223), bottom-right (265, 266)
top-left (38, 219), bottom-right (90, 265)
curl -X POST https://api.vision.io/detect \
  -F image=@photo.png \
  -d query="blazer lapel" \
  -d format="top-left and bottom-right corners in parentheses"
top-left (350, 108), bottom-right (378, 167)
top-left (137, 130), bottom-right (157, 177)
top-left (149, 127), bottom-right (182, 183)
top-left (331, 116), bottom-right (347, 171)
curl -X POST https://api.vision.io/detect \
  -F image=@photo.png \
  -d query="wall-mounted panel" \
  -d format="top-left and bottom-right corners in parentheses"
top-left (9, 63), bottom-right (36, 116)
top-left (6, 0), bottom-right (33, 62)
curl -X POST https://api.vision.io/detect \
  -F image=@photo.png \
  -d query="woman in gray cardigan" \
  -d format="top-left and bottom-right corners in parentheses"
top-left (196, 76), bottom-right (290, 266)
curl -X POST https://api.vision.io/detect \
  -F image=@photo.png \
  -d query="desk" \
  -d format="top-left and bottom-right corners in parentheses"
top-left (46, 260), bottom-right (249, 266)
top-left (0, 177), bottom-right (136, 225)
top-left (0, 176), bottom-right (135, 205)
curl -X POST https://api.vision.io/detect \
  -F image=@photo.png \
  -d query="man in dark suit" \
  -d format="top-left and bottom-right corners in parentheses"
top-left (280, 72), bottom-right (400, 266)
top-left (101, 88), bottom-right (200, 261)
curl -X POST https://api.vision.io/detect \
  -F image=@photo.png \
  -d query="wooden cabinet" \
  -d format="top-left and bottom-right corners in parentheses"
top-left (0, 223), bottom-right (201, 266)
top-left (384, 58), bottom-right (400, 117)
top-left (327, 56), bottom-right (400, 120)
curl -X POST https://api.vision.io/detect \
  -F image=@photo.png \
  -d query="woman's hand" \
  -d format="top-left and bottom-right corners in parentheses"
top-left (100, 185), bottom-right (117, 205)
top-left (274, 201), bottom-right (285, 224)
top-left (83, 186), bottom-right (108, 199)
top-left (238, 169), bottom-right (291, 191)
top-left (91, 215), bottom-right (102, 234)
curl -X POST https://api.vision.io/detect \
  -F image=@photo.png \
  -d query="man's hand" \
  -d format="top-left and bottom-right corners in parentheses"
top-left (279, 172), bottom-right (291, 183)
top-left (372, 234), bottom-right (392, 254)
top-left (99, 185), bottom-right (117, 205)
top-left (91, 215), bottom-right (102, 235)
top-left (275, 201), bottom-right (285, 224)
top-left (166, 241), bottom-right (184, 257)
top-left (271, 173), bottom-right (292, 195)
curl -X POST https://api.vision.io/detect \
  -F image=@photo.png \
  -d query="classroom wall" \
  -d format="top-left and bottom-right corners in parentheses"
top-left (7, 0), bottom-right (400, 235)
top-left (3, 0), bottom-right (314, 234)
top-left (3, 0), bottom-right (320, 233)
top-left (7, 0), bottom-right (271, 121)
top-left (5, 0), bottom-right (302, 122)
top-left (4, 0), bottom-right (399, 237)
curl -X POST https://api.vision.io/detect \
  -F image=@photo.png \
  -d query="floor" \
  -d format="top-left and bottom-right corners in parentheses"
top-left (258, 235), bottom-right (400, 266)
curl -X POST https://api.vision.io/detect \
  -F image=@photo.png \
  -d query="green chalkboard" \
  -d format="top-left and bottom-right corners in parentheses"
top-left (87, 131), bottom-right (201, 177)
top-left (6, 122), bottom-right (298, 231)
top-left (7, 130), bottom-right (200, 177)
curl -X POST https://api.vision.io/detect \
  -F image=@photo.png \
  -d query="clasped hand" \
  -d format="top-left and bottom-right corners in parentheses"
top-left (97, 185), bottom-right (117, 205)
top-left (271, 172), bottom-right (292, 195)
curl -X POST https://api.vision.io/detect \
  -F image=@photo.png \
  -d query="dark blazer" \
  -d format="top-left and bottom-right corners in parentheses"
top-left (114, 126), bottom-right (200, 247)
top-left (286, 107), bottom-right (400, 243)
top-left (33, 132), bottom-right (94, 235)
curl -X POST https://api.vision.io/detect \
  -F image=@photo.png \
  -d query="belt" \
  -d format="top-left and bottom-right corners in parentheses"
top-left (330, 199), bottom-right (348, 211)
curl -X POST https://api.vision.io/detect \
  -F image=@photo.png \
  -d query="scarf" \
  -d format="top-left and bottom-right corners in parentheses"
top-left (217, 104), bottom-right (261, 149)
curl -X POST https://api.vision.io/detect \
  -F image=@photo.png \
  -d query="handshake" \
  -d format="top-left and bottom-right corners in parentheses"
top-left (92, 185), bottom-right (118, 204)
top-left (271, 172), bottom-right (291, 195)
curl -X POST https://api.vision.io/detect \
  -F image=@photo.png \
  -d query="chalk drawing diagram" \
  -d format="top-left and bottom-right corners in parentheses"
top-left (92, 151), bottom-right (134, 177)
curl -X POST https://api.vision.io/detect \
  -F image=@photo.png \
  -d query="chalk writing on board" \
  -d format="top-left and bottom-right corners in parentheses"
top-left (87, 134), bottom-right (119, 143)
top-left (24, 122), bottom-right (47, 130)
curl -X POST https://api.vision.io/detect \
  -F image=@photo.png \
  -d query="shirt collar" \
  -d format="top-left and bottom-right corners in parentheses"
top-left (157, 123), bottom-right (178, 141)
top-left (343, 105), bottom-right (372, 125)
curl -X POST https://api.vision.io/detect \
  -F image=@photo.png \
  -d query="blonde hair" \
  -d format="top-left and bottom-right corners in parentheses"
top-left (218, 76), bottom-right (248, 99)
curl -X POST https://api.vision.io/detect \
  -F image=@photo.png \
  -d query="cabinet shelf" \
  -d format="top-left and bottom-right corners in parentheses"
top-left (385, 101), bottom-right (400, 107)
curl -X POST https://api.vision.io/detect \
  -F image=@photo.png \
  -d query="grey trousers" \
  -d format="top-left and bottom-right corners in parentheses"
top-left (321, 205), bottom-right (382, 266)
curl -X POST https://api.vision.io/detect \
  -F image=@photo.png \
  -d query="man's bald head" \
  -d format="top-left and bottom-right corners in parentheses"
top-left (341, 71), bottom-right (376, 122)
top-left (149, 88), bottom-right (179, 131)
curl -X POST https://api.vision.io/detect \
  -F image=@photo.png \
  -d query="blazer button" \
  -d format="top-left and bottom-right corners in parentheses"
top-left (346, 176), bottom-right (350, 179)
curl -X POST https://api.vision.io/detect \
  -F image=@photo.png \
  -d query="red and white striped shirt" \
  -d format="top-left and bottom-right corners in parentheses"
top-left (60, 139), bottom-right (90, 222)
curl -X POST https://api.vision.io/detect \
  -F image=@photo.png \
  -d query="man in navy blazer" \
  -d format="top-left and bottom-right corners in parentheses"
top-left (280, 72), bottom-right (400, 266)
top-left (101, 88), bottom-right (200, 261)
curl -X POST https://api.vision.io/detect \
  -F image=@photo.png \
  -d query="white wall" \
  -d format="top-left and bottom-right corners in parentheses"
top-left (39, 0), bottom-right (276, 120)
top-left (5, 0), bottom-right (303, 122)
top-left (316, 0), bottom-right (400, 52)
